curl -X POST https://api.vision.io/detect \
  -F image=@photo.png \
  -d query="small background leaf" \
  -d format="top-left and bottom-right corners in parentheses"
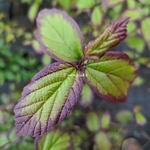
top-left (141, 17), bottom-right (150, 49)
top-left (86, 111), bottom-right (99, 132)
top-left (0, 133), bottom-right (9, 147)
top-left (94, 132), bottom-right (112, 150)
top-left (28, 2), bottom-right (39, 22)
top-left (126, 36), bottom-right (145, 53)
top-left (135, 112), bottom-right (147, 126)
top-left (42, 54), bottom-right (52, 66)
top-left (80, 84), bottom-right (93, 107)
top-left (91, 6), bottom-right (103, 28)
top-left (127, 0), bottom-right (136, 9)
top-left (36, 129), bottom-right (71, 150)
top-left (57, 0), bottom-right (75, 10)
top-left (127, 22), bottom-right (137, 34)
top-left (101, 111), bottom-right (111, 129)
top-left (108, 132), bottom-right (124, 148)
top-left (134, 105), bottom-right (147, 126)
top-left (115, 110), bottom-right (134, 124)
top-left (121, 9), bottom-right (143, 21)
top-left (76, 0), bottom-right (95, 9)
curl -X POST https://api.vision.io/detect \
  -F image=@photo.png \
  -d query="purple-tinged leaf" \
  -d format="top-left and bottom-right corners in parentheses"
top-left (14, 62), bottom-right (83, 137)
top-left (84, 18), bottom-right (129, 58)
top-left (36, 9), bottom-right (84, 62)
top-left (35, 129), bottom-right (71, 150)
top-left (84, 51), bottom-right (139, 103)
top-left (102, 0), bottom-right (125, 8)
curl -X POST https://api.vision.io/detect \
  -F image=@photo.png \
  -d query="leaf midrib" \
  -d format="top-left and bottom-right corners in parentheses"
top-left (44, 17), bottom-right (81, 59)
top-left (16, 68), bottom-right (77, 135)
top-left (87, 66), bottom-right (131, 82)
top-left (86, 67), bottom-right (127, 96)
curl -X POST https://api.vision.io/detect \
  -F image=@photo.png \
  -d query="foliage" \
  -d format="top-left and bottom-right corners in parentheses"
top-left (14, 8), bottom-right (138, 138)
top-left (0, 0), bottom-right (149, 150)
top-left (0, 39), bottom-right (41, 85)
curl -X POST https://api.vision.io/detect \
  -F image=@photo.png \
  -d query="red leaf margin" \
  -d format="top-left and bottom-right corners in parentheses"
top-left (84, 51), bottom-right (139, 103)
top-left (36, 8), bottom-right (84, 62)
top-left (84, 17), bottom-right (130, 57)
top-left (14, 62), bottom-right (83, 137)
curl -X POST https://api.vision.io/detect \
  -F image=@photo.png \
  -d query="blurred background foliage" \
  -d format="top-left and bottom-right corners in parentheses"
top-left (0, 0), bottom-right (150, 149)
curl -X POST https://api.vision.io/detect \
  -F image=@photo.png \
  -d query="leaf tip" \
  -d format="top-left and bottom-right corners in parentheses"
top-left (110, 17), bottom-right (130, 43)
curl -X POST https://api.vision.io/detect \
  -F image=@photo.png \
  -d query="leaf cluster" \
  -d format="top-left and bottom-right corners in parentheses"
top-left (14, 8), bottom-right (138, 138)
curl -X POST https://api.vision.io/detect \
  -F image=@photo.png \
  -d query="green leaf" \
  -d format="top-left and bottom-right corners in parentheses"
top-left (91, 6), bottom-right (103, 27)
top-left (36, 129), bottom-right (71, 150)
top-left (76, 0), bottom-right (95, 9)
top-left (132, 76), bottom-right (144, 86)
top-left (84, 18), bottom-right (129, 58)
top-left (14, 62), bottom-right (83, 136)
top-left (42, 54), bottom-right (52, 66)
top-left (126, 36), bottom-right (145, 53)
top-left (32, 40), bottom-right (42, 53)
top-left (8, 128), bottom-right (18, 143)
top-left (101, 111), bottom-right (111, 129)
top-left (58, 0), bottom-right (75, 10)
top-left (141, 18), bottom-right (150, 48)
top-left (86, 111), bottom-right (99, 132)
top-left (18, 141), bottom-right (34, 150)
top-left (80, 84), bottom-right (93, 107)
top-left (121, 9), bottom-right (143, 21)
top-left (127, 0), bottom-right (136, 9)
top-left (127, 22), bottom-right (137, 34)
top-left (72, 134), bottom-right (82, 150)
top-left (28, 2), bottom-right (39, 22)
top-left (142, 6), bottom-right (150, 16)
top-left (135, 112), bottom-right (147, 126)
top-left (108, 132), bottom-right (123, 147)
top-left (134, 105), bottom-right (147, 126)
top-left (0, 133), bottom-right (9, 147)
top-left (115, 110), bottom-right (134, 124)
top-left (108, 5), bottom-right (123, 20)
top-left (6, 33), bottom-right (15, 43)
top-left (36, 9), bottom-right (83, 62)
top-left (84, 52), bottom-right (139, 103)
top-left (94, 132), bottom-right (112, 150)
top-left (5, 70), bottom-right (15, 81)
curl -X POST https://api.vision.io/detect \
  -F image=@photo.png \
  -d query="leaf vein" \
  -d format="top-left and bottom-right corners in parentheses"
top-left (46, 18), bottom-right (79, 58)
